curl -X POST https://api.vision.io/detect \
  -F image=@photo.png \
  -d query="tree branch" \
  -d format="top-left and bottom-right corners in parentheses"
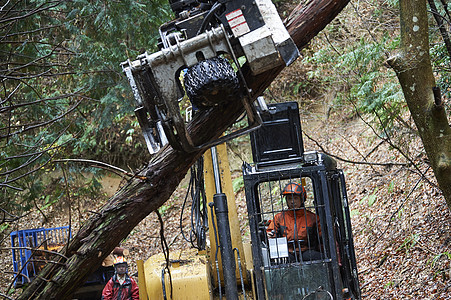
top-left (303, 131), bottom-right (407, 167)
top-left (428, 0), bottom-right (451, 58)
top-left (0, 2), bottom-right (61, 24)
top-left (0, 99), bottom-right (82, 138)
top-left (54, 159), bottom-right (136, 179)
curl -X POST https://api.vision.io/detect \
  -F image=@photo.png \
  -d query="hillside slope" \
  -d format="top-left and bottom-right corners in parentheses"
top-left (1, 101), bottom-right (450, 299)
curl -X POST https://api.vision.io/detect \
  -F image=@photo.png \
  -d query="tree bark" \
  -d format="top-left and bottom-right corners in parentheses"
top-left (388, 0), bottom-right (451, 208)
top-left (17, 0), bottom-right (350, 299)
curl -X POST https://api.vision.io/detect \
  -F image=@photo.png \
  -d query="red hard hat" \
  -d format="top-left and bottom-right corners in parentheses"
top-left (282, 183), bottom-right (305, 197)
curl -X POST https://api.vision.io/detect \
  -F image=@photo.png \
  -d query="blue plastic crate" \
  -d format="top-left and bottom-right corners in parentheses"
top-left (10, 226), bottom-right (71, 287)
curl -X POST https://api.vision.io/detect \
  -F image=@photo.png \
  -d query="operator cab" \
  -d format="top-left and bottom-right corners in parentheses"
top-left (243, 102), bottom-right (361, 299)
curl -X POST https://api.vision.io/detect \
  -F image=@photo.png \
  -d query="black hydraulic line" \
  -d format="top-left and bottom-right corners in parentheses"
top-left (209, 202), bottom-right (223, 299)
top-left (233, 248), bottom-right (246, 299)
top-left (209, 146), bottom-right (238, 299)
top-left (209, 202), bottom-right (221, 252)
top-left (196, 2), bottom-right (223, 35)
top-left (180, 157), bottom-right (208, 250)
top-left (191, 157), bottom-right (208, 249)
top-left (213, 193), bottom-right (238, 300)
top-left (157, 211), bottom-right (173, 298)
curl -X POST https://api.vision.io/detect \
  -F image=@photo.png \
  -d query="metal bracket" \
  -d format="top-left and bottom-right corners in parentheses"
top-left (122, 26), bottom-right (266, 153)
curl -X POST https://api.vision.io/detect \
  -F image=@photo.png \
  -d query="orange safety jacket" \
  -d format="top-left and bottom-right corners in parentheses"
top-left (267, 209), bottom-right (321, 252)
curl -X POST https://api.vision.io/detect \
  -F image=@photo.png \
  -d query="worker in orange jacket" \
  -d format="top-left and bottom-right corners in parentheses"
top-left (267, 182), bottom-right (322, 261)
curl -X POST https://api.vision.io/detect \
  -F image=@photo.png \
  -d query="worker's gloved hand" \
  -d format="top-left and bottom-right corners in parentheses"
top-left (277, 225), bottom-right (287, 238)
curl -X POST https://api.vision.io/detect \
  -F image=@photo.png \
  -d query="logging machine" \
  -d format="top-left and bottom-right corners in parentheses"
top-left (121, 0), bottom-right (299, 153)
top-left (9, 0), bottom-right (362, 298)
top-left (9, 104), bottom-right (362, 299)
top-left (137, 102), bottom-right (361, 299)
top-left (121, 0), bottom-right (360, 298)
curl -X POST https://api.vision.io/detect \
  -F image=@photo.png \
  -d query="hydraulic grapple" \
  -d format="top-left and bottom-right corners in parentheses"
top-left (121, 0), bottom-right (299, 153)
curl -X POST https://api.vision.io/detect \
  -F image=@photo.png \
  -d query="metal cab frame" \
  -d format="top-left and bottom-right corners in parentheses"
top-left (242, 101), bottom-right (361, 299)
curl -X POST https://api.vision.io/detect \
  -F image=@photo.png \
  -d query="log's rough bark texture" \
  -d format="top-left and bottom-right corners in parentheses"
top-left (388, 0), bottom-right (451, 209)
top-left (17, 0), bottom-right (350, 299)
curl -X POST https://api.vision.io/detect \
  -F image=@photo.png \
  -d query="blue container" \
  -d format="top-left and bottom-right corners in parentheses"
top-left (10, 226), bottom-right (71, 287)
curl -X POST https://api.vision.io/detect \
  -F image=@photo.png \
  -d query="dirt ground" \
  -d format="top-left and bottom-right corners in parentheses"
top-left (1, 104), bottom-right (450, 299)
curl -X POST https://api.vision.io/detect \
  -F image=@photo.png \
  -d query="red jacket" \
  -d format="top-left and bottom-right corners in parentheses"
top-left (101, 274), bottom-right (139, 300)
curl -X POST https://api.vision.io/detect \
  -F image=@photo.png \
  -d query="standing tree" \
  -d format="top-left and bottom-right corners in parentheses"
top-left (388, 0), bottom-right (451, 208)
top-left (15, 0), bottom-right (351, 299)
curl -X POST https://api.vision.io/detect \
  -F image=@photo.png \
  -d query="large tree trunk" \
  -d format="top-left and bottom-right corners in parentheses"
top-left (17, 0), bottom-right (350, 299)
top-left (388, 0), bottom-right (451, 209)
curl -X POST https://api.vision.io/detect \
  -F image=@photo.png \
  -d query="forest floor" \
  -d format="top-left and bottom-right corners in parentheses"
top-left (1, 95), bottom-right (450, 299)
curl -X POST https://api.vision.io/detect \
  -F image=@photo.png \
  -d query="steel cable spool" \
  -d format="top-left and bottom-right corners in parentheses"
top-left (184, 56), bottom-right (241, 109)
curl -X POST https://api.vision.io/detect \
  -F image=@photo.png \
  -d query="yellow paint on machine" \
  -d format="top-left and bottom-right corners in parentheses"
top-left (138, 248), bottom-right (212, 300)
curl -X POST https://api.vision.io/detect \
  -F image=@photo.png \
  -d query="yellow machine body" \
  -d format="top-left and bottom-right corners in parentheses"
top-left (138, 248), bottom-right (212, 300)
top-left (137, 143), bottom-right (253, 299)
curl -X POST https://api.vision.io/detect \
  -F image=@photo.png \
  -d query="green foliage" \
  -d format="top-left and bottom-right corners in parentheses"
top-left (350, 209), bottom-right (359, 217)
top-left (232, 176), bottom-right (244, 193)
top-left (430, 43), bottom-right (451, 109)
top-left (0, 0), bottom-right (171, 218)
top-left (0, 223), bottom-right (9, 234)
top-left (304, 28), bottom-right (405, 131)
top-left (360, 187), bottom-right (378, 207)
top-left (429, 251), bottom-right (451, 279)
top-left (367, 194), bottom-right (377, 207)
top-left (385, 0), bottom-right (399, 6)
top-left (383, 281), bottom-right (395, 289)
top-left (430, 252), bottom-right (451, 267)
top-left (40, 195), bottom-right (59, 211)
top-left (387, 180), bottom-right (395, 193)
top-left (397, 233), bottom-right (419, 253)
top-left (158, 204), bottom-right (171, 216)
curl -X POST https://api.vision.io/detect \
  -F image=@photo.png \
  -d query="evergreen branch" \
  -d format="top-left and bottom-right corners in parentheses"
top-left (53, 159), bottom-right (135, 178)
top-left (0, 99), bottom-right (82, 139)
